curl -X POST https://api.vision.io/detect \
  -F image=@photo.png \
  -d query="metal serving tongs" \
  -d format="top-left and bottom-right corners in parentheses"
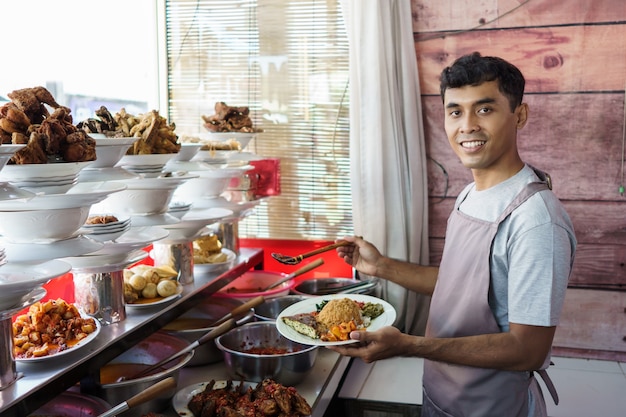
top-left (271, 240), bottom-right (351, 265)
top-left (97, 377), bottom-right (176, 417)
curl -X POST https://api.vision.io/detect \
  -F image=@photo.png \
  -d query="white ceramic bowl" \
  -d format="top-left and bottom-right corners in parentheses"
top-left (99, 189), bottom-right (174, 214)
top-left (0, 161), bottom-right (92, 182)
top-left (0, 144), bottom-right (26, 172)
top-left (199, 132), bottom-right (256, 150)
top-left (167, 201), bottom-right (192, 219)
top-left (174, 166), bottom-right (251, 201)
top-left (171, 143), bottom-right (202, 162)
top-left (0, 182), bottom-right (127, 211)
top-left (93, 188), bottom-right (175, 215)
top-left (174, 176), bottom-right (231, 200)
top-left (90, 174), bottom-right (196, 215)
top-left (0, 206), bottom-right (90, 243)
top-left (85, 225), bottom-right (130, 242)
top-left (83, 215), bottom-right (131, 230)
top-left (82, 215), bottom-right (131, 242)
top-left (117, 153), bottom-right (178, 168)
top-left (16, 181), bottom-right (78, 195)
top-left (192, 149), bottom-right (237, 162)
top-left (90, 138), bottom-right (138, 168)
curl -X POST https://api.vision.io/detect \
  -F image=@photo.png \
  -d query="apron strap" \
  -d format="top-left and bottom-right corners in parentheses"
top-left (534, 369), bottom-right (559, 405)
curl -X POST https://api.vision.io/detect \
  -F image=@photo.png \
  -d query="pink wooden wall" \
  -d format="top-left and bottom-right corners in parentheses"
top-left (411, 0), bottom-right (626, 360)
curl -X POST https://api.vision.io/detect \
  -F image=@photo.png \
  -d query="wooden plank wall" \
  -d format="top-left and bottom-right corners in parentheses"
top-left (411, 0), bottom-right (626, 360)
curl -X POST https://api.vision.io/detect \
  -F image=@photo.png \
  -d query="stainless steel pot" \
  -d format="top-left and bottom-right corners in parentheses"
top-left (83, 332), bottom-right (192, 416)
top-left (216, 321), bottom-right (318, 386)
top-left (161, 297), bottom-right (255, 366)
top-left (28, 390), bottom-right (112, 416)
top-left (291, 277), bottom-right (379, 296)
top-left (254, 295), bottom-right (310, 321)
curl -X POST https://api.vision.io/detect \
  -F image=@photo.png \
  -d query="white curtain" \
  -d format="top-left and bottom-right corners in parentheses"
top-left (340, 0), bottom-right (430, 335)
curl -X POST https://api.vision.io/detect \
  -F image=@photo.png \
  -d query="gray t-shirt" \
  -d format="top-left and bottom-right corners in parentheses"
top-left (457, 165), bottom-right (576, 332)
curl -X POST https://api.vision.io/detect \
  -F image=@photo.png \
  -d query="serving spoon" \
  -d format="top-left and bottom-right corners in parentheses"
top-left (271, 240), bottom-right (350, 265)
top-left (116, 319), bottom-right (236, 382)
top-left (97, 377), bottom-right (176, 417)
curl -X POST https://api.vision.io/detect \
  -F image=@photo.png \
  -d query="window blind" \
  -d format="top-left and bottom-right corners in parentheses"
top-left (165, 0), bottom-right (352, 240)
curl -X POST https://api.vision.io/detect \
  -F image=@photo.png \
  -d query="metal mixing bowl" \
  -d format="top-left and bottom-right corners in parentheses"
top-left (253, 295), bottom-right (310, 321)
top-left (161, 297), bottom-right (255, 366)
top-left (83, 332), bottom-right (193, 415)
top-left (28, 390), bottom-right (112, 416)
top-left (216, 321), bottom-right (318, 386)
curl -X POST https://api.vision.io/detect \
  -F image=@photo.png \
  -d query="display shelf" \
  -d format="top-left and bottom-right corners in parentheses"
top-left (0, 247), bottom-right (264, 417)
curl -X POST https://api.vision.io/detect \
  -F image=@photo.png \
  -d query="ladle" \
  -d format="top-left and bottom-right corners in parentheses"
top-left (262, 258), bottom-right (324, 291)
top-left (117, 318), bottom-right (236, 382)
top-left (271, 240), bottom-right (350, 265)
top-left (97, 376), bottom-right (176, 417)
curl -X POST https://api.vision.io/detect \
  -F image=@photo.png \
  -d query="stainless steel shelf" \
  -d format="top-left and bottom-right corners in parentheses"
top-left (0, 247), bottom-right (264, 417)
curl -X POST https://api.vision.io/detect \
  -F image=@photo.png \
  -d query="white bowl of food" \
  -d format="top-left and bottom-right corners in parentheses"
top-left (0, 206), bottom-right (90, 243)
top-left (200, 132), bottom-right (256, 150)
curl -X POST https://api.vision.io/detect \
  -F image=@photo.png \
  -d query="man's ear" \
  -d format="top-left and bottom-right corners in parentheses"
top-left (516, 103), bottom-right (529, 129)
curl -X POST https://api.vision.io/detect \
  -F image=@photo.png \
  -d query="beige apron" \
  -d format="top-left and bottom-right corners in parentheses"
top-left (422, 179), bottom-right (557, 417)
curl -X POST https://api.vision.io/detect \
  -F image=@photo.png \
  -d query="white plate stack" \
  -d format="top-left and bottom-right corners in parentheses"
top-left (0, 161), bottom-right (93, 195)
top-left (81, 216), bottom-right (131, 242)
top-left (116, 154), bottom-right (178, 178)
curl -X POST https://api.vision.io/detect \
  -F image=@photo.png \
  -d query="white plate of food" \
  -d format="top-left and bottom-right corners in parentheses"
top-left (172, 380), bottom-right (256, 415)
top-left (125, 283), bottom-right (183, 309)
top-left (193, 248), bottom-right (237, 274)
top-left (13, 302), bottom-right (101, 362)
top-left (276, 294), bottom-right (396, 346)
top-left (172, 379), bottom-right (311, 417)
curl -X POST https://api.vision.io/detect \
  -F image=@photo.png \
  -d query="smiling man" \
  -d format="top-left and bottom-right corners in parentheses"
top-left (330, 52), bottom-right (577, 416)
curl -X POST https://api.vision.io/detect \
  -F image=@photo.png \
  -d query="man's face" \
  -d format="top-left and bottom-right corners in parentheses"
top-left (443, 80), bottom-right (526, 181)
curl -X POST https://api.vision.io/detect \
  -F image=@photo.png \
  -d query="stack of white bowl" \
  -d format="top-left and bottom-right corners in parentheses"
top-left (81, 215), bottom-right (131, 242)
top-left (116, 154), bottom-right (177, 178)
top-left (167, 201), bottom-right (192, 219)
top-left (0, 161), bottom-right (93, 194)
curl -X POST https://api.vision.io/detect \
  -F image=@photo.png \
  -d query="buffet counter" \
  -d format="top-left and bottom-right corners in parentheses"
top-left (1, 248), bottom-right (269, 417)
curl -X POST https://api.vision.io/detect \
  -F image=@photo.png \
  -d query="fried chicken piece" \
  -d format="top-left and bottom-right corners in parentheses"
top-left (95, 106), bottom-right (117, 129)
top-left (77, 106), bottom-right (121, 137)
top-left (61, 131), bottom-right (96, 162)
top-left (8, 86), bottom-right (60, 124)
top-left (0, 129), bottom-right (12, 144)
top-left (38, 118), bottom-right (66, 156)
top-left (10, 131), bottom-right (48, 164)
top-left (201, 102), bottom-right (258, 133)
top-left (0, 103), bottom-right (31, 134)
top-left (126, 110), bottom-right (180, 155)
top-left (11, 132), bottom-right (29, 144)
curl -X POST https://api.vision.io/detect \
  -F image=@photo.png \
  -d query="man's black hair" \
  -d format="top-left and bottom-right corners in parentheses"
top-left (439, 52), bottom-right (525, 112)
